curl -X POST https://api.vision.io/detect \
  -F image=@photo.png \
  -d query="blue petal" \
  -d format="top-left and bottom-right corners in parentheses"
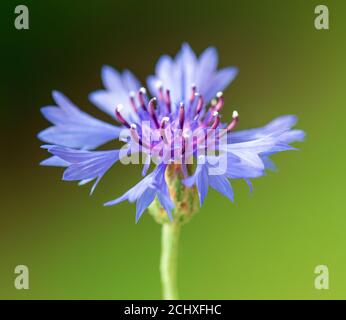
top-left (104, 164), bottom-right (168, 206)
top-left (228, 115), bottom-right (300, 144)
top-left (62, 156), bottom-right (116, 181)
top-left (104, 177), bottom-right (151, 206)
top-left (196, 164), bottom-right (209, 205)
top-left (226, 117), bottom-right (305, 182)
top-left (46, 145), bottom-right (107, 163)
top-left (265, 115), bottom-right (297, 132)
top-left (195, 47), bottom-right (218, 87)
top-left (277, 129), bottom-right (306, 144)
top-left (179, 43), bottom-right (197, 102)
top-left (89, 67), bottom-right (141, 121)
top-left (122, 69), bottom-right (141, 92)
top-left (226, 160), bottom-right (265, 179)
top-left (244, 179), bottom-right (253, 193)
top-left (157, 192), bottom-right (174, 221)
top-left (260, 155), bottom-right (277, 171)
top-left (155, 55), bottom-right (174, 80)
top-left (101, 65), bottom-right (124, 91)
top-left (104, 189), bottom-right (132, 206)
top-left (40, 156), bottom-right (69, 167)
top-left (183, 174), bottom-right (196, 188)
top-left (38, 91), bottom-right (120, 150)
top-left (147, 44), bottom-right (238, 108)
top-left (149, 53), bottom-right (178, 108)
top-left (267, 142), bottom-right (298, 154)
top-left (47, 146), bottom-right (120, 194)
top-left (146, 75), bottom-right (160, 99)
top-left (135, 187), bottom-right (157, 223)
top-left (141, 155), bottom-right (151, 176)
top-left (38, 125), bottom-right (120, 150)
top-left (209, 175), bottom-right (234, 202)
top-left (227, 115), bottom-right (305, 173)
top-left (229, 150), bottom-right (264, 169)
top-left (78, 178), bottom-right (94, 186)
top-left (89, 91), bottom-right (129, 121)
top-left (203, 67), bottom-right (238, 104)
top-left (104, 163), bottom-right (173, 222)
top-left (226, 136), bottom-right (280, 169)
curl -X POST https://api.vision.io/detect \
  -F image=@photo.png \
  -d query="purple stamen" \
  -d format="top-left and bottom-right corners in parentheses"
top-left (195, 93), bottom-right (204, 116)
top-left (130, 123), bottom-right (149, 149)
top-left (160, 117), bottom-right (170, 144)
top-left (211, 111), bottom-right (221, 129)
top-left (115, 105), bottom-right (131, 128)
top-left (201, 98), bottom-right (217, 126)
top-left (129, 91), bottom-right (138, 113)
top-left (179, 102), bottom-right (185, 129)
top-left (204, 111), bottom-right (220, 145)
top-left (138, 87), bottom-right (148, 111)
top-left (148, 97), bottom-right (160, 129)
top-left (165, 89), bottom-right (172, 113)
top-left (227, 110), bottom-right (239, 132)
top-left (214, 92), bottom-right (224, 112)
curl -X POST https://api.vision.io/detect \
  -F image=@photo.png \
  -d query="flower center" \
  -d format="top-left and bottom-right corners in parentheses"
top-left (114, 85), bottom-right (239, 165)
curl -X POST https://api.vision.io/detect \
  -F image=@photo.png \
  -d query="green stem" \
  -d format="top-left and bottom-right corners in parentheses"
top-left (160, 222), bottom-right (181, 300)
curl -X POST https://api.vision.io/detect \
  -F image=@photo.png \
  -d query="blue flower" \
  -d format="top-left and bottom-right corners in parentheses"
top-left (38, 44), bottom-right (305, 222)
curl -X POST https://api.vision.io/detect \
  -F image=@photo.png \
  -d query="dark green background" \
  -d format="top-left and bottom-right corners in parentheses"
top-left (1, 0), bottom-right (346, 299)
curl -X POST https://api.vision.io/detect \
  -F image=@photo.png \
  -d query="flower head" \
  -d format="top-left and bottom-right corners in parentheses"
top-left (38, 44), bottom-right (304, 222)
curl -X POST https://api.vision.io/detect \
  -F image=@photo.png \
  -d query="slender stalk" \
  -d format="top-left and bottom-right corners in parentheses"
top-left (160, 222), bottom-right (181, 300)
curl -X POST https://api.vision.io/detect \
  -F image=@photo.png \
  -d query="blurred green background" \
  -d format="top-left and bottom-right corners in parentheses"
top-left (1, 0), bottom-right (346, 299)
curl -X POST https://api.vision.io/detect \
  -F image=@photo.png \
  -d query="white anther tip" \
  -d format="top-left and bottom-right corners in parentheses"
top-left (129, 91), bottom-right (135, 98)
top-left (213, 111), bottom-right (219, 117)
top-left (139, 87), bottom-right (147, 94)
top-left (130, 123), bottom-right (137, 129)
top-left (162, 116), bottom-right (169, 122)
top-left (216, 91), bottom-right (223, 98)
top-left (156, 81), bottom-right (163, 89)
top-left (116, 104), bottom-right (124, 111)
top-left (232, 110), bottom-right (239, 118)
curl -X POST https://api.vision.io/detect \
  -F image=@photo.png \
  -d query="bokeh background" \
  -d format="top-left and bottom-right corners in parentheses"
top-left (1, 0), bottom-right (346, 299)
